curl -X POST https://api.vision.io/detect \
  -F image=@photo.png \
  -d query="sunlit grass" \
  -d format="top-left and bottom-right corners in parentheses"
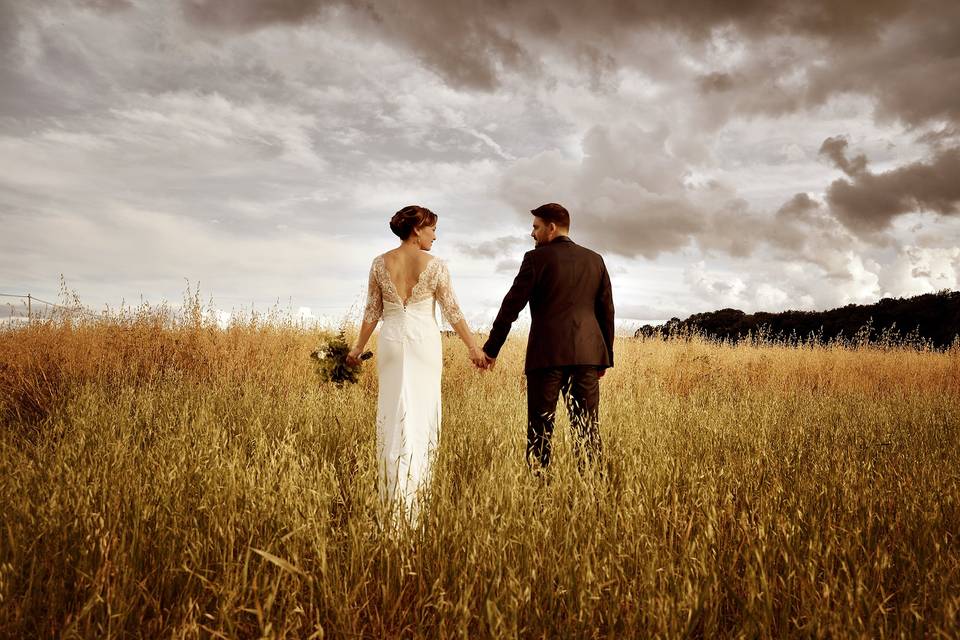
top-left (1, 294), bottom-right (958, 637)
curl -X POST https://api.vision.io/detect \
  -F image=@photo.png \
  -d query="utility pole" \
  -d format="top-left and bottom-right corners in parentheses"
top-left (27, 293), bottom-right (31, 323)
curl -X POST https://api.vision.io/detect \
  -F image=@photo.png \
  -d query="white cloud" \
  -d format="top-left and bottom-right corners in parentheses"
top-left (879, 246), bottom-right (960, 297)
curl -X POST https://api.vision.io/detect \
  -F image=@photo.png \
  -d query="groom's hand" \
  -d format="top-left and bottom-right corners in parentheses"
top-left (483, 353), bottom-right (496, 370)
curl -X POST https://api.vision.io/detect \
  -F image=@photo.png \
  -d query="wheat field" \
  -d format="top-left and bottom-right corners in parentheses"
top-left (1, 298), bottom-right (958, 638)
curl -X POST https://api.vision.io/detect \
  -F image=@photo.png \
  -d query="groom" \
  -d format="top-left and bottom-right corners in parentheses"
top-left (482, 203), bottom-right (615, 472)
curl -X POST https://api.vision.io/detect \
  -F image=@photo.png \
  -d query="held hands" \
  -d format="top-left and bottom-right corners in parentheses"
top-left (469, 346), bottom-right (495, 371)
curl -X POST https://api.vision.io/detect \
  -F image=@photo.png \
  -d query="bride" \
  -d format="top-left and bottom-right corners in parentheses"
top-left (347, 205), bottom-right (486, 524)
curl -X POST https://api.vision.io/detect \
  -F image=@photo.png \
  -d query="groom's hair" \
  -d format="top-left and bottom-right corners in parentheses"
top-left (390, 205), bottom-right (438, 240)
top-left (531, 203), bottom-right (570, 229)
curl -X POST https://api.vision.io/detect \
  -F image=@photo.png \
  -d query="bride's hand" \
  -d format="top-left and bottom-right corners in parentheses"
top-left (346, 347), bottom-right (363, 367)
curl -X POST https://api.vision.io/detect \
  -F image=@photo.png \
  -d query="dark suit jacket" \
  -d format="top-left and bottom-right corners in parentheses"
top-left (483, 236), bottom-right (615, 373)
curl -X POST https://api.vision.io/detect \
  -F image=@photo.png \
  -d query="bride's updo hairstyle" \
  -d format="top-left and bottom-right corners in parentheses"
top-left (390, 205), bottom-right (438, 240)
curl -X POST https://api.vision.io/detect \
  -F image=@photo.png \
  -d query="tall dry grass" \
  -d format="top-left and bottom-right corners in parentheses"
top-left (1, 295), bottom-right (958, 638)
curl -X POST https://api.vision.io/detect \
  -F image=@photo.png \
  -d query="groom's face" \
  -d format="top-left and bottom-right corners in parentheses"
top-left (531, 217), bottom-right (554, 246)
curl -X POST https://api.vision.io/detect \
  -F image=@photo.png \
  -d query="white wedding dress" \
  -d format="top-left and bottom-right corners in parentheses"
top-left (362, 254), bottom-right (464, 523)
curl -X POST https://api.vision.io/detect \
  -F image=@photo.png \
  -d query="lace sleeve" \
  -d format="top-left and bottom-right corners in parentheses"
top-left (435, 260), bottom-right (465, 326)
top-left (362, 259), bottom-right (383, 324)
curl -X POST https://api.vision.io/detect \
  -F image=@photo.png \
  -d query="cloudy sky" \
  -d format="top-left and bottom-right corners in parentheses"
top-left (2, 0), bottom-right (959, 330)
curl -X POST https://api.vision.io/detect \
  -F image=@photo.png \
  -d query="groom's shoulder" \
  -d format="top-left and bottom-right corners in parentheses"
top-left (582, 245), bottom-right (606, 263)
top-left (565, 240), bottom-right (605, 263)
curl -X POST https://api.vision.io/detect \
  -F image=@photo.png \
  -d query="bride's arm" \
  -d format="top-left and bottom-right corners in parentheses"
top-left (450, 317), bottom-right (485, 362)
top-left (347, 261), bottom-right (382, 365)
top-left (436, 261), bottom-right (486, 367)
top-left (349, 319), bottom-right (378, 362)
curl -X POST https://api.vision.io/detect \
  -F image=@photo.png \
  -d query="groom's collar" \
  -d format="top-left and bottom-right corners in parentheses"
top-left (551, 235), bottom-right (573, 244)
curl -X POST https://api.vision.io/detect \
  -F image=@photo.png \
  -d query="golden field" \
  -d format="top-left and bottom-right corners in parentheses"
top-left (1, 298), bottom-right (958, 638)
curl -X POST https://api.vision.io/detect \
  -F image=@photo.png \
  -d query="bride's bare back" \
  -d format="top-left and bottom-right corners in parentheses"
top-left (382, 249), bottom-right (434, 304)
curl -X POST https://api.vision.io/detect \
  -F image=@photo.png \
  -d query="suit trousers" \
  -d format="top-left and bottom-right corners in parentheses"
top-left (526, 365), bottom-right (603, 471)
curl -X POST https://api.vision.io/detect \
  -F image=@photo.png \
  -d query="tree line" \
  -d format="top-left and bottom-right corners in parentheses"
top-left (635, 290), bottom-right (960, 349)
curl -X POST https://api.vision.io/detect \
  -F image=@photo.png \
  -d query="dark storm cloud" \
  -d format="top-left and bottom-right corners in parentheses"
top-left (0, 0), bottom-right (924, 174)
top-left (917, 126), bottom-right (960, 149)
top-left (499, 123), bottom-right (714, 260)
top-left (181, 0), bottom-right (338, 31)
top-left (768, 194), bottom-right (863, 273)
top-left (5, 0), bottom-right (955, 130)
top-left (776, 192), bottom-right (820, 220)
top-left (500, 123), bottom-right (860, 264)
top-left (767, 194), bottom-right (821, 254)
top-left (805, 4), bottom-right (960, 127)
top-left (577, 198), bottom-right (705, 260)
top-left (177, 0), bottom-right (945, 103)
top-left (181, 0), bottom-right (915, 42)
top-left (180, 0), bottom-right (535, 91)
top-left (820, 139), bottom-right (960, 233)
top-left (697, 72), bottom-right (735, 94)
top-left (697, 194), bottom-right (841, 264)
top-left (819, 137), bottom-right (868, 177)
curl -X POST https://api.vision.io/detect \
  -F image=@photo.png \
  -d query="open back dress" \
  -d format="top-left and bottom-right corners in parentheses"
top-left (362, 254), bottom-right (464, 522)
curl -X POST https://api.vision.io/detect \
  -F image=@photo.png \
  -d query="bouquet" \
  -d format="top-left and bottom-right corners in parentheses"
top-left (310, 330), bottom-right (373, 385)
